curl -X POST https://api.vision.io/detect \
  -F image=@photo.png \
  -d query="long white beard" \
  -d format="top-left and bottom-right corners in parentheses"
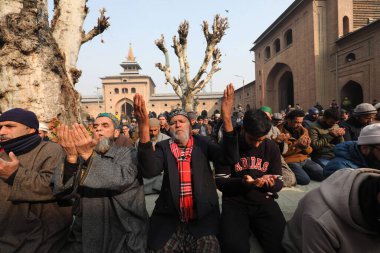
top-left (94, 137), bottom-right (113, 154)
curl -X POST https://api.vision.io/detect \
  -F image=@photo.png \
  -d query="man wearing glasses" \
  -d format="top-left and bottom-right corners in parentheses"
top-left (324, 123), bottom-right (380, 178)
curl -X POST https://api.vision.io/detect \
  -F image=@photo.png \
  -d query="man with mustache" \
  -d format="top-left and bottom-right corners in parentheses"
top-left (54, 113), bottom-right (149, 253)
top-left (0, 108), bottom-right (71, 253)
top-left (134, 84), bottom-right (238, 252)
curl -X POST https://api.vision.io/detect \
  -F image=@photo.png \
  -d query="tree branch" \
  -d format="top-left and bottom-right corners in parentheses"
top-left (81, 8), bottom-right (110, 45)
top-left (178, 21), bottom-right (192, 89)
top-left (191, 15), bottom-right (228, 86)
top-left (193, 48), bottom-right (221, 93)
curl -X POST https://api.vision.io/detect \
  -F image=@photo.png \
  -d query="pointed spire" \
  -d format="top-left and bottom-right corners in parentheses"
top-left (127, 43), bottom-right (135, 62)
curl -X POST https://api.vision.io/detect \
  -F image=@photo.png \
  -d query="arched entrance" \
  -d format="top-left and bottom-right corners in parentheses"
top-left (341, 81), bottom-right (363, 109)
top-left (278, 71), bottom-right (294, 111)
top-left (121, 102), bottom-right (133, 118)
top-left (266, 63), bottom-right (294, 111)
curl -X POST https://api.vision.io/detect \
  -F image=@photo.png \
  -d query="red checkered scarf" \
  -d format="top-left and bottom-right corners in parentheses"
top-left (169, 136), bottom-right (194, 223)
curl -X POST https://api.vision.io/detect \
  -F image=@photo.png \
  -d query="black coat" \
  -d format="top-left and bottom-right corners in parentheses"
top-left (138, 133), bottom-right (238, 250)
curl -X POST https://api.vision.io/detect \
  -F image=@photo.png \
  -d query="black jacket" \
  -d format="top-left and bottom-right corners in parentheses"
top-left (138, 133), bottom-right (238, 250)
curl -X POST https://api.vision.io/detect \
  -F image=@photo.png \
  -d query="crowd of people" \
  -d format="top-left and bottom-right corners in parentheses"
top-left (0, 86), bottom-right (379, 253)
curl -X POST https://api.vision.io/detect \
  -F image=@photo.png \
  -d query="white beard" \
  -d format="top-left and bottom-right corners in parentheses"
top-left (94, 137), bottom-right (113, 154)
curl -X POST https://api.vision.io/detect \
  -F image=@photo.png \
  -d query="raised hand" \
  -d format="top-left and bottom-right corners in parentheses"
top-left (133, 94), bottom-right (150, 143)
top-left (221, 83), bottom-right (235, 132)
top-left (0, 152), bottom-right (19, 180)
top-left (71, 123), bottom-right (95, 161)
top-left (57, 124), bottom-right (78, 163)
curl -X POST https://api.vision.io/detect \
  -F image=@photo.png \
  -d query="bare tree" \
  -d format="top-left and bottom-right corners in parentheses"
top-left (0, 0), bottom-right (109, 123)
top-left (155, 14), bottom-right (229, 112)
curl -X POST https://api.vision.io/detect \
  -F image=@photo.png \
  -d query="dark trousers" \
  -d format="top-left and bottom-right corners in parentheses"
top-left (288, 158), bottom-right (324, 185)
top-left (219, 200), bottom-right (286, 253)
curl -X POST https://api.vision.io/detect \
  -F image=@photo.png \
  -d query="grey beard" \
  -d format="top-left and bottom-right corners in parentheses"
top-left (151, 135), bottom-right (158, 143)
top-left (171, 128), bottom-right (190, 145)
top-left (94, 137), bottom-right (114, 154)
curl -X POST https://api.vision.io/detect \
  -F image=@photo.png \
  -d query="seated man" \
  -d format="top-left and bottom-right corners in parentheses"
top-left (302, 107), bottom-right (319, 129)
top-left (216, 109), bottom-right (286, 253)
top-left (283, 168), bottom-right (380, 253)
top-left (279, 110), bottom-right (324, 185)
top-left (340, 103), bottom-right (377, 141)
top-left (309, 108), bottom-right (345, 168)
top-left (324, 123), bottom-right (380, 178)
top-left (54, 113), bottom-right (148, 253)
top-left (0, 108), bottom-right (71, 253)
top-left (134, 84), bottom-right (238, 252)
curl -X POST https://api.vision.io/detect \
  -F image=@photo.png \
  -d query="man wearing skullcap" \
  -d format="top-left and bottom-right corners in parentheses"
top-left (0, 108), bottom-right (71, 253)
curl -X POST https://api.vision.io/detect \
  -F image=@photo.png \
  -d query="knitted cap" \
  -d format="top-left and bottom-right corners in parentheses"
top-left (272, 112), bottom-right (283, 120)
top-left (374, 103), bottom-right (380, 111)
top-left (97, 112), bottom-right (119, 126)
top-left (0, 108), bottom-right (39, 130)
top-left (357, 123), bottom-right (380, 145)
top-left (149, 118), bottom-right (160, 127)
top-left (259, 106), bottom-right (273, 114)
top-left (39, 122), bottom-right (49, 132)
top-left (187, 111), bottom-right (197, 120)
top-left (353, 103), bottom-right (377, 115)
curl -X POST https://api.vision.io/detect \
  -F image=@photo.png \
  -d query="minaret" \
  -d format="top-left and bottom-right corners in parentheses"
top-left (120, 43), bottom-right (141, 75)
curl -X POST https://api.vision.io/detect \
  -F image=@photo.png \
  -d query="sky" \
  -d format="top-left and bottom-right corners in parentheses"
top-left (67, 0), bottom-right (295, 96)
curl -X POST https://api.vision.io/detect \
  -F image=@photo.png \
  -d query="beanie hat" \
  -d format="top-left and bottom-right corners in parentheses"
top-left (0, 108), bottom-right (39, 130)
top-left (272, 112), bottom-right (283, 120)
top-left (214, 113), bottom-right (221, 118)
top-left (374, 103), bottom-right (380, 111)
top-left (357, 123), bottom-right (380, 145)
top-left (259, 106), bottom-right (273, 114)
top-left (149, 118), bottom-right (160, 127)
top-left (353, 103), bottom-right (377, 116)
top-left (187, 111), bottom-right (197, 120)
top-left (97, 112), bottom-right (119, 127)
top-left (39, 123), bottom-right (49, 132)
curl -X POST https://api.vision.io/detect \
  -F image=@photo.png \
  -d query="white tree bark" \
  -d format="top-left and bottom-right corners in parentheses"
top-left (0, 0), bottom-right (109, 123)
top-left (155, 15), bottom-right (228, 112)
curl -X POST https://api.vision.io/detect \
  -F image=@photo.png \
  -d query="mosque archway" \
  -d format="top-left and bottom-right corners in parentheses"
top-left (341, 81), bottom-right (363, 109)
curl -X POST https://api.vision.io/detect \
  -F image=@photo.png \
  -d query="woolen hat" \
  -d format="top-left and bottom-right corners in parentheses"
top-left (259, 106), bottom-right (273, 114)
top-left (374, 103), bottom-right (380, 111)
top-left (357, 123), bottom-right (380, 145)
top-left (39, 122), bottom-right (49, 132)
top-left (272, 112), bottom-right (283, 120)
top-left (187, 111), bottom-right (197, 120)
top-left (0, 108), bottom-right (39, 130)
top-left (149, 118), bottom-right (160, 127)
top-left (97, 112), bottom-right (119, 126)
top-left (353, 103), bottom-right (377, 115)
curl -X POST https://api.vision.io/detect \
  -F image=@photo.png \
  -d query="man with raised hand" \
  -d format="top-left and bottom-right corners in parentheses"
top-left (54, 113), bottom-right (148, 253)
top-left (0, 108), bottom-right (71, 253)
top-left (134, 84), bottom-right (238, 253)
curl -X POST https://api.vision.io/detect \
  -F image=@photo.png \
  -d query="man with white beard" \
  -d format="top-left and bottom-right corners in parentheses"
top-left (53, 113), bottom-right (149, 253)
top-left (134, 84), bottom-right (238, 252)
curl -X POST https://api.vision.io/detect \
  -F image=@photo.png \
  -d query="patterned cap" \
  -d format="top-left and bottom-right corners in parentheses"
top-left (97, 113), bottom-right (119, 126)
top-left (168, 108), bottom-right (189, 122)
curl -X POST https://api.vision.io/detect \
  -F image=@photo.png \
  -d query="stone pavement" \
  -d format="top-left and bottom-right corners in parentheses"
top-left (144, 181), bottom-right (321, 252)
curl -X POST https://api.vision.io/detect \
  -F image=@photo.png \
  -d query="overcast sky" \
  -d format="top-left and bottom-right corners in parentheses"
top-left (65, 0), bottom-right (294, 96)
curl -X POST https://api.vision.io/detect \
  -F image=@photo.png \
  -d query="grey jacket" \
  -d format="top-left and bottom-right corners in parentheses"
top-left (54, 145), bottom-right (149, 253)
top-left (282, 168), bottom-right (380, 253)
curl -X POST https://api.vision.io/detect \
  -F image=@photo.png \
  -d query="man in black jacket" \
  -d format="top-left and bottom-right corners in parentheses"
top-left (134, 84), bottom-right (238, 252)
top-left (215, 109), bottom-right (286, 253)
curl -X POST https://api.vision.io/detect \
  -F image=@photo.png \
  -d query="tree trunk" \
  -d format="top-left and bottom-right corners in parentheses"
top-left (183, 91), bottom-right (195, 112)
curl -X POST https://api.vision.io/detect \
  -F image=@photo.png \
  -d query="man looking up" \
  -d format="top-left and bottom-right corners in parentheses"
top-left (0, 108), bottom-right (71, 253)
top-left (54, 113), bottom-right (148, 253)
top-left (158, 114), bottom-right (171, 136)
top-left (134, 84), bottom-right (238, 252)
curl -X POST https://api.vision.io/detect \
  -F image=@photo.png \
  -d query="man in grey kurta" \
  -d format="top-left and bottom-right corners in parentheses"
top-left (0, 108), bottom-right (72, 253)
top-left (54, 113), bottom-right (148, 253)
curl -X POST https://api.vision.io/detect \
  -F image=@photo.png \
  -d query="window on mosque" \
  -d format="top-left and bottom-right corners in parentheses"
top-left (346, 53), bottom-right (356, 63)
top-left (122, 88), bottom-right (128, 93)
top-left (285, 29), bottom-right (293, 46)
top-left (203, 102), bottom-right (206, 105)
top-left (152, 104), bottom-right (155, 107)
top-left (274, 39), bottom-right (281, 53)
top-left (265, 46), bottom-right (271, 59)
top-left (114, 88), bottom-right (119, 94)
top-left (131, 88), bottom-right (136, 93)
top-left (164, 104), bottom-right (167, 106)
